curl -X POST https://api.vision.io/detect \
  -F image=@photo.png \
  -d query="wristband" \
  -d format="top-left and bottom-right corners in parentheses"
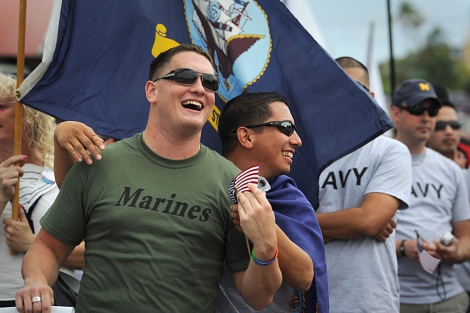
top-left (400, 240), bottom-right (407, 257)
top-left (251, 247), bottom-right (279, 265)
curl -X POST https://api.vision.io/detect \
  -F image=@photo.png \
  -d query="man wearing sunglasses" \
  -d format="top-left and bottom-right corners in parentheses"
top-left (16, 44), bottom-right (282, 313)
top-left (392, 79), bottom-right (470, 312)
top-left (427, 100), bottom-right (470, 313)
top-left (216, 91), bottom-right (327, 313)
top-left (315, 57), bottom-right (412, 313)
top-left (427, 101), bottom-right (467, 169)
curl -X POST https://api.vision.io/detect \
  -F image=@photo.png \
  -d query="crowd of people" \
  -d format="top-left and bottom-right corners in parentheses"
top-left (2, 43), bottom-right (470, 313)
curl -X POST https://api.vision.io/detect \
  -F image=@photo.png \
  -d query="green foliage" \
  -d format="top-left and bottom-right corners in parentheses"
top-left (381, 26), bottom-right (470, 94)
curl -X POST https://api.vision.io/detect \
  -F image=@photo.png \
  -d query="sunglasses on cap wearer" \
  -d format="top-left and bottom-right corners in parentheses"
top-left (396, 104), bottom-right (439, 117)
top-left (231, 120), bottom-right (297, 137)
top-left (153, 68), bottom-right (219, 92)
top-left (434, 121), bottom-right (461, 131)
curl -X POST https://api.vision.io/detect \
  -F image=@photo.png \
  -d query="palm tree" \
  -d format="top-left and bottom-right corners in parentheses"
top-left (397, 1), bottom-right (425, 50)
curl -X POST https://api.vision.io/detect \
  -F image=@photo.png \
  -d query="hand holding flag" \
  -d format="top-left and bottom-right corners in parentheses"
top-left (228, 165), bottom-right (270, 204)
top-left (415, 230), bottom-right (441, 274)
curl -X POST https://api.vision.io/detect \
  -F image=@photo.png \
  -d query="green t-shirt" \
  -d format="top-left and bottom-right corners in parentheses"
top-left (41, 133), bottom-right (249, 312)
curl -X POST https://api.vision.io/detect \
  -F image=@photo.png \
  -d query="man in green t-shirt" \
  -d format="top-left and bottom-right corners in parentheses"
top-left (16, 44), bottom-right (282, 313)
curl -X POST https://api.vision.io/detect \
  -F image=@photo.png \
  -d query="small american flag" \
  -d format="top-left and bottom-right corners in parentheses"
top-left (415, 230), bottom-right (441, 274)
top-left (228, 164), bottom-right (259, 204)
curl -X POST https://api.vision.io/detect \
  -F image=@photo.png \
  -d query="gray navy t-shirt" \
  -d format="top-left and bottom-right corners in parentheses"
top-left (396, 147), bottom-right (470, 305)
top-left (318, 136), bottom-right (411, 313)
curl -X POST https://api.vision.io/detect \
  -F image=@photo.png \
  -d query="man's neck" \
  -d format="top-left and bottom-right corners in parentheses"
top-left (395, 135), bottom-right (426, 155)
top-left (143, 128), bottom-right (202, 160)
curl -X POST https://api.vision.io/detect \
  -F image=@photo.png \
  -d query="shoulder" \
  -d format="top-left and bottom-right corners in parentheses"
top-left (426, 148), bottom-right (463, 174)
top-left (267, 175), bottom-right (310, 203)
top-left (201, 146), bottom-right (240, 174)
top-left (373, 136), bottom-right (409, 154)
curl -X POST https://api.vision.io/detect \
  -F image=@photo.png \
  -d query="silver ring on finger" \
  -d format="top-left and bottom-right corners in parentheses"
top-left (31, 296), bottom-right (41, 303)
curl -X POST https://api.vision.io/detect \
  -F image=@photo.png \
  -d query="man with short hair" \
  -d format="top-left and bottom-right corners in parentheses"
top-left (427, 101), bottom-right (467, 169)
top-left (316, 57), bottom-right (411, 312)
top-left (392, 79), bottom-right (470, 312)
top-left (16, 44), bottom-right (282, 313)
top-left (427, 100), bottom-right (470, 313)
top-left (216, 91), bottom-right (327, 313)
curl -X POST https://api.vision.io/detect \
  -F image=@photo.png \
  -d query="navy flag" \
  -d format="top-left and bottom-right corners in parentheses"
top-left (17, 0), bottom-right (392, 209)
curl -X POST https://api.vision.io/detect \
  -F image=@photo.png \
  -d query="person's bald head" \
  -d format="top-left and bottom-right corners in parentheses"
top-left (335, 57), bottom-right (372, 96)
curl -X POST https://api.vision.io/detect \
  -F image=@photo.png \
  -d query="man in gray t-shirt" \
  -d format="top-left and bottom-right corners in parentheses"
top-left (392, 78), bottom-right (470, 312)
top-left (316, 57), bottom-right (411, 313)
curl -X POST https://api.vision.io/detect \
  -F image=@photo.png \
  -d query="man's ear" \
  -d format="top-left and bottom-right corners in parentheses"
top-left (145, 81), bottom-right (157, 102)
top-left (236, 127), bottom-right (254, 149)
top-left (390, 105), bottom-right (400, 124)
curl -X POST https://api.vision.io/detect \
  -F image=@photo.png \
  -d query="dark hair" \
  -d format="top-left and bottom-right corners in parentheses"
top-left (219, 92), bottom-right (288, 156)
top-left (335, 56), bottom-right (370, 85)
top-left (441, 100), bottom-right (457, 111)
top-left (148, 44), bottom-right (215, 81)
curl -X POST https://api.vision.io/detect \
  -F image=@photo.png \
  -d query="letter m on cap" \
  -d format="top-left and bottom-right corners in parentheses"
top-left (419, 83), bottom-right (430, 91)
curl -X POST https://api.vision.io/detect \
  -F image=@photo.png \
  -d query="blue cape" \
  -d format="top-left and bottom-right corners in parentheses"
top-left (267, 175), bottom-right (328, 313)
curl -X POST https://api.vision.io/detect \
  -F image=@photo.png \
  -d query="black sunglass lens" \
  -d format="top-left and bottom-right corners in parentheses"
top-left (427, 107), bottom-right (439, 117)
top-left (279, 122), bottom-right (295, 136)
top-left (435, 121), bottom-right (461, 131)
top-left (202, 74), bottom-right (219, 92)
top-left (408, 106), bottom-right (425, 115)
top-left (435, 122), bottom-right (446, 131)
top-left (451, 121), bottom-right (461, 130)
top-left (174, 69), bottom-right (199, 85)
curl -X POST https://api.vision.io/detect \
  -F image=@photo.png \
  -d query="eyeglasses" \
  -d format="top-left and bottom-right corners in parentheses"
top-left (231, 120), bottom-right (297, 137)
top-left (356, 81), bottom-right (370, 92)
top-left (396, 104), bottom-right (439, 117)
top-left (153, 68), bottom-right (219, 92)
top-left (435, 121), bottom-right (461, 131)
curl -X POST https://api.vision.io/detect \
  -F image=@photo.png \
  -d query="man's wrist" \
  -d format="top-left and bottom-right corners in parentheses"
top-left (400, 240), bottom-right (407, 257)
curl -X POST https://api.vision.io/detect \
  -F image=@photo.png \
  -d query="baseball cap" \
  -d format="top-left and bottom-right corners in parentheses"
top-left (392, 79), bottom-right (441, 108)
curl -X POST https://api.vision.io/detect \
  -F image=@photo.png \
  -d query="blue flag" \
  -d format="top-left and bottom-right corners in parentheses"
top-left (17, 2), bottom-right (392, 310)
top-left (18, 0), bottom-right (392, 208)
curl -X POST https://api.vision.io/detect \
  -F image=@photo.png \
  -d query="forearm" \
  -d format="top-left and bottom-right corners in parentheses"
top-left (22, 229), bottom-right (75, 286)
top-left (235, 259), bottom-right (282, 310)
top-left (456, 235), bottom-right (470, 263)
top-left (0, 199), bottom-right (9, 216)
top-left (62, 241), bottom-right (85, 270)
top-left (276, 226), bottom-right (313, 291)
top-left (54, 135), bottom-right (76, 189)
top-left (317, 208), bottom-right (381, 239)
top-left (22, 239), bottom-right (63, 286)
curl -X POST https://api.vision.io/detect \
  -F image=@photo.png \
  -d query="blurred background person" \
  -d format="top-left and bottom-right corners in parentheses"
top-left (0, 72), bottom-right (83, 307)
top-left (427, 98), bottom-right (468, 169)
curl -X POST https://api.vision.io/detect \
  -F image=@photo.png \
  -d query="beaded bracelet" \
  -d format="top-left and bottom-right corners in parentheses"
top-left (251, 247), bottom-right (279, 266)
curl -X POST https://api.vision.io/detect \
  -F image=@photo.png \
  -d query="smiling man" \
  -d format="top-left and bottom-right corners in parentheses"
top-left (427, 101), bottom-right (467, 169)
top-left (216, 92), bottom-right (327, 313)
top-left (16, 44), bottom-right (282, 313)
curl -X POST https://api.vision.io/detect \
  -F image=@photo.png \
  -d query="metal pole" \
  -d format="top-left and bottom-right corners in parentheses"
top-left (387, 0), bottom-right (396, 93)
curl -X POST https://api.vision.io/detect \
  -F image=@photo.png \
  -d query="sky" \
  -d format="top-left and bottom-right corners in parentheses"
top-left (304, 0), bottom-right (470, 65)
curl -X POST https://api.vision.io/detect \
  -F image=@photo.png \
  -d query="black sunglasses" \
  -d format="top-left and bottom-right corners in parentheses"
top-left (231, 120), bottom-right (297, 137)
top-left (153, 68), bottom-right (219, 92)
top-left (396, 104), bottom-right (439, 117)
top-left (435, 121), bottom-right (461, 131)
